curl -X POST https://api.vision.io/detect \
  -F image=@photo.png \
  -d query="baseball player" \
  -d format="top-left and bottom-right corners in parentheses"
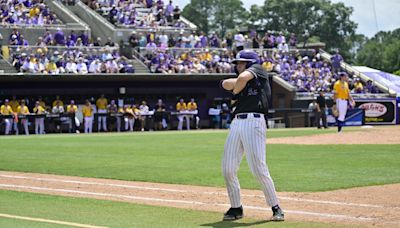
top-left (221, 50), bottom-right (284, 221)
top-left (82, 100), bottom-right (94, 133)
top-left (66, 100), bottom-right (78, 133)
top-left (1, 99), bottom-right (14, 135)
top-left (333, 72), bottom-right (355, 132)
top-left (176, 98), bottom-right (190, 130)
top-left (33, 101), bottom-right (46, 135)
top-left (9, 96), bottom-right (20, 134)
top-left (17, 100), bottom-right (30, 135)
top-left (96, 94), bottom-right (108, 132)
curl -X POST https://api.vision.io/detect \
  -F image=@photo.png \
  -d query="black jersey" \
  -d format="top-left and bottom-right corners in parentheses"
top-left (232, 64), bottom-right (271, 116)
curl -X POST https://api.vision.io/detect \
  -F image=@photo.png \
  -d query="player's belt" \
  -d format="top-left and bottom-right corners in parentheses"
top-left (235, 113), bottom-right (262, 119)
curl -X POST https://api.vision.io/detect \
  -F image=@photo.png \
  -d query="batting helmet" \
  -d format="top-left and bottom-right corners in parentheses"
top-left (232, 50), bottom-right (260, 68)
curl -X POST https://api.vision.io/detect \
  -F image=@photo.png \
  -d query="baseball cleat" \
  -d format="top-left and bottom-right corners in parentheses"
top-left (223, 206), bottom-right (243, 221)
top-left (271, 206), bottom-right (285, 221)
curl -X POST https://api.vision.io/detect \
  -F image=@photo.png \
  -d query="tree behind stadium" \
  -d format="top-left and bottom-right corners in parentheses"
top-left (182, 0), bottom-right (247, 37)
top-left (356, 28), bottom-right (400, 74)
top-left (183, 0), bottom-right (357, 59)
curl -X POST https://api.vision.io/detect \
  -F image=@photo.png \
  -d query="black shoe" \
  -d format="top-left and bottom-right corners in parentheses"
top-left (223, 206), bottom-right (243, 221)
top-left (271, 205), bottom-right (284, 221)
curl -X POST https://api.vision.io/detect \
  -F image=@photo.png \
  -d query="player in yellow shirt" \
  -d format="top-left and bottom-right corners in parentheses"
top-left (17, 100), bottom-right (30, 135)
top-left (1, 99), bottom-right (14, 135)
top-left (33, 101), bottom-right (46, 135)
top-left (66, 100), bottom-right (78, 133)
top-left (82, 100), bottom-right (94, 133)
top-left (124, 104), bottom-right (136, 131)
top-left (333, 72), bottom-right (355, 132)
top-left (187, 98), bottom-right (200, 129)
top-left (96, 94), bottom-right (108, 132)
top-left (52, 95), bottom-right (64, 107)
top-left (176, 98), bottom-right (190, 130)
top-left (9, 96), bottom-right (20, 134)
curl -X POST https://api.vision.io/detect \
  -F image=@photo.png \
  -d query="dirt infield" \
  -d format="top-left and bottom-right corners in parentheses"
top-left (0, 171), bottom-right (399, 227)
top-left (268, 126), bottom-right (400, 144)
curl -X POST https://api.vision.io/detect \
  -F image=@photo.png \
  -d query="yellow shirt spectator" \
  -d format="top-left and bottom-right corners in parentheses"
top-left (333, 80), bottom-right (350, 99)
top-left (67, 105), bottom-right (78, 113)
top-left (96, 98), bottom-right (108, 109)
top-left (33, 105), bottom-right (45, 114)
top-left (1, 105), bottom-right (13, 115)
top-left (9, 99), bottom-right (19, 112)
top-left (176, 102), bottom-right (187, 111)
top-left (82, 105), bottom-right (93, 117)
top-left (38, 101), bottom-right (46, 108)
top-left (17, 105), bottom-right (30, 114)
top-left (262, 61), bottom-right (273, 72)
top-left (187, 102), bottom-right (197, 111)
top-left (354, 81), bottom-right (364, 92)
top-left (46, 62), bottom-right (57, 73)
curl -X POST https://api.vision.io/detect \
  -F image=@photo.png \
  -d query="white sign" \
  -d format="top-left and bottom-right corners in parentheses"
top-left (359, 103), bottom-right (387, 117)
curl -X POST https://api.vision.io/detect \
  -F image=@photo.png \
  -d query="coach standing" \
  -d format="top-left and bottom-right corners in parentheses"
top-left (333, 72), bottom-right (355, 132)
top-left (220, 50), bottom-right (284, 221)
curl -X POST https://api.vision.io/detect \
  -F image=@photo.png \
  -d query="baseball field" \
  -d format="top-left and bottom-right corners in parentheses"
top-left (0, 126), bottom-right (399, 227)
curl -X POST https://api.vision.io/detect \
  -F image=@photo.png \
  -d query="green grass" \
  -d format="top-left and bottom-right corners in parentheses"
top-left (0, 130), bottom-right (399, 192)
top-left (0, 190), bottom-right (341, 228)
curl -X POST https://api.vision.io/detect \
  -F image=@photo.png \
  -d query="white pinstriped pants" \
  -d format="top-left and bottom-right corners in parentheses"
top-left (222, 113), bottom-right (279, 208)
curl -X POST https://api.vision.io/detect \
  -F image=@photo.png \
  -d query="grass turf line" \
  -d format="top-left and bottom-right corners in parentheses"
top-left (0, 190), bottom-right (344, 228)
top-left (0, 130), bottom-right (399, 192)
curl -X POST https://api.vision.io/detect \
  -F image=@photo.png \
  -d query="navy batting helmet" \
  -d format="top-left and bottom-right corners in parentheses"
top-left (232, 50), bottom-right (260, 67)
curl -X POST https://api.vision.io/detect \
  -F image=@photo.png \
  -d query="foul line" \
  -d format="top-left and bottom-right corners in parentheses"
top-left (0, 183), bottom-right (375, 222)
top-left (0, 213), bottom-right (107, 228)
top-left (0, 174), bottom-right (385, 208)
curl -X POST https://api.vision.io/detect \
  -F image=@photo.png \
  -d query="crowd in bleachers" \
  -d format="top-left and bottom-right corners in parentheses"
top-left (85, 0), bottom-right (184, 28)
top-left (8, 28), bottom-right (135, 74)
top-left (0, 95), bottom-right (200, 135)
top-left (0, 0), bottom-right (60, 25)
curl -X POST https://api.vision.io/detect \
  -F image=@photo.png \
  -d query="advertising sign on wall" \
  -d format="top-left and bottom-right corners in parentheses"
top-left (355, 99), bottom-right (397, 124)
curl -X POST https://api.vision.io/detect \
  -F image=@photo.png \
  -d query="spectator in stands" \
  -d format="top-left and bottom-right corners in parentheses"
top-left (234, 32), bottom-right (245, 52)
top-left (365, 80), bottom-right (378, 93)
top-left (330, 49), bottom-right (343, 74)
top-left (54, 28), bottom-right (65, 45)
top-left (129, 31), bottom-right (139, 49)
top-left (289, 33), bottom-right (297, 47)
top-left (173, 5), bottom-right (180, 21)
top-left (77, 57), bottom-right (88, 74)
top-left (96, 94), bottom-right (108, 132)
top-left (353, 78), bottom-right (364, 93)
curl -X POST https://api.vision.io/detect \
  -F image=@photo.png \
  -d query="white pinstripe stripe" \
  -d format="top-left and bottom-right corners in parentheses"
top-left (223, 114), bottom-right (280, 209)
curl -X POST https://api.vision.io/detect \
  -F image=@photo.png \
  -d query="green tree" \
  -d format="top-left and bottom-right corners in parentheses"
top-left (356, 28), bottom-right (400, 73)
top-left (212, 0), bottom-right (247, 37)
top-left (252, 0), bottom-right (357, 58)
top-left (182, 0), bottom-right (214, 34)
top-left (182, 0), bottom-right (246, 37)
